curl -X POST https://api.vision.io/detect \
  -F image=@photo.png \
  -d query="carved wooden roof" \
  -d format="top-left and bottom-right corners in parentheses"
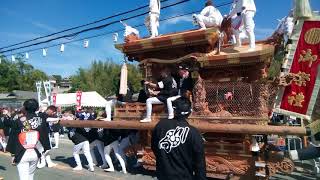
top-left (115, 27), bottom-right (219, 61)
top-left (197, 43), bottom-right (275, 67)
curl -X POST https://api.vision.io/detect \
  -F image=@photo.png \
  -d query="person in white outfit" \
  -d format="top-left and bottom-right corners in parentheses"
top-left (102, 129), bottom-right (127, 174)
top-left (229, 0), bottom-right (256, 51)
top-left (145, 0), bottom-right (160, 38)
top-left (193, 0), bottom-right (223, 29)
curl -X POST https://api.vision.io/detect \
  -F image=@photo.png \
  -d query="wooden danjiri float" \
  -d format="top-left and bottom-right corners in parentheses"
top-left (61, 3), bottom-right (320, 179)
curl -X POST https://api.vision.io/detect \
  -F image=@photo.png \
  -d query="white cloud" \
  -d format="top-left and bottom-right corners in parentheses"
top-left (161, 15), bottom-right (193, 28)
top-left (30, 21), bottom-right (57, 32)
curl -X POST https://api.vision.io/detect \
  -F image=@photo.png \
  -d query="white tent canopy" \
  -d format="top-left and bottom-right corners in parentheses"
top-left (55, 91), bottom-right (107, 107)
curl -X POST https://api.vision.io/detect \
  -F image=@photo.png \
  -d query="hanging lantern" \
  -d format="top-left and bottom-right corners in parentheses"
top-left (113, 33), bottom-right (118, 43)
top-left (11, 55), bottom-right (15, 62)
top-left (60, 44), bottom-right (65, 52)
top-left (83, 39), bottom-right (89, 48)
top-left (25, 52), bottom-right (29, 59)
top-left (42, 48), bottom-right (47, 57)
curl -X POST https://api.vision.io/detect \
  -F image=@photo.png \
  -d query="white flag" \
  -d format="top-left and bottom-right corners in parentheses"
top-left (83, 40), bottom-right (89, 48)
top-left (42, 49), bottom-right (47, 57)
top-left (11, 55), bottom-right (15, 62)
top-left (60, 44), bottom-right (65, 52)
top-left (0, 57), bottom-right (2, 64)
top-left (25, 52), bottom-right (29, 59)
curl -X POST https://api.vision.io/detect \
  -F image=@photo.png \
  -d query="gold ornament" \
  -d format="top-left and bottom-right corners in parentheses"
top-left (299, 49), bottom-right (318, 67)
top-left (304, 28), bottom-right (320, 45)
top-left (287, 92), bottom-right (305, 107)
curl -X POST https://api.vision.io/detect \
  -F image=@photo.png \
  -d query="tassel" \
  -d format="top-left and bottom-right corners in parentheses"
top-left (11, 55), bottom-right (15, 62)
top-left (42, 49), bottom-right (47, 57)
top-left (83, 40), bottom-right (89, 48)
top-left (119, 63), bottom-right (128, 95)
top-left (26, 52), bottom-right (29, 59)
top-left (60, 44), bottom-right (65, 52)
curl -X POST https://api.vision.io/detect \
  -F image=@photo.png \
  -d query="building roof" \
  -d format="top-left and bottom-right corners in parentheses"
top-left (0, 90), bottom-right (38, 100)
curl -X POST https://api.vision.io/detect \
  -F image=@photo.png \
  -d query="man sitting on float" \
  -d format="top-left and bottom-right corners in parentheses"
top-left (192, 0), bottom-right (223, 29)
top-left (140, 69), bottom-right (178, 123)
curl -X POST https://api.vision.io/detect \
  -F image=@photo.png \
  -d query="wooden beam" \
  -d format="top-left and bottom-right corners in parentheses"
top-left (59, 120), bottom-right (307, 136)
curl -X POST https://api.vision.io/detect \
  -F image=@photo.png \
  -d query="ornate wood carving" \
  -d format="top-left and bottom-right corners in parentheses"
top-left (192, 75), bottom-right (213, 115)
top-left (267, 158), bottom-right (295, 176)
top-left (206, 156), bottom-right (249, 175)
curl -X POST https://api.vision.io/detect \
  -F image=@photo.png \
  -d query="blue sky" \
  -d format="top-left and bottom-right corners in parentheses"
top-left (0, 0), bottom-right (319, 77)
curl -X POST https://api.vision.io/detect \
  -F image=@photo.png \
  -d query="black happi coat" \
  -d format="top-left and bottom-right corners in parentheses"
top-left (1, 113), bottom-right (51, 163)
top-left (151, 118), bottom-right (207, 180)
top-left (67, 127), bottom-right (88, 145)
top-left (156, 76), bottom-right (178, 102)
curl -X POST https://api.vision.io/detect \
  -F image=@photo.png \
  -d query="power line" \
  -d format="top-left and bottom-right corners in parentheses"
top-left (3, 1), bottom-right (233, 57)
top-left (0, 0), bottom-right (191, 54)
top-left (0, 0), bottom-right (171, 50)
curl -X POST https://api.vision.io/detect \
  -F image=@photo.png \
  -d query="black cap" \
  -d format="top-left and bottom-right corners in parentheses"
top-left (172, 97), bottom-right (192, 117)
top-left (178, 64), bottom-right (189, 71)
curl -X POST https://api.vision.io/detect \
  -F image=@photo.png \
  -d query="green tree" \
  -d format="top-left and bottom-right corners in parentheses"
top-left (0, 55), bottom-right (48, 92)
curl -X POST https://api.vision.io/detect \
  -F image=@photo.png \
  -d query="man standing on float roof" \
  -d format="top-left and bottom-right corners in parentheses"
top-left (229, 0), bottom-right (256, 51)
top-left (149, 0), bottom-right (160, 37)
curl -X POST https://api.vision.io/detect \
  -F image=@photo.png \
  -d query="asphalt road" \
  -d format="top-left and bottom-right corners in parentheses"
top-left (0, 136), bottom-right (318, 180)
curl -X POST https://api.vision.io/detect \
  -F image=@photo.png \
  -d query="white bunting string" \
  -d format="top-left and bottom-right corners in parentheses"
top-left (83, 39), bottom-right (89, 48)
top-left (25, 52), bottom-right (29, 59)
top-left (60, 44), bottom-right (65, 52)
top-left (42, 48), bottom-right (47, 57)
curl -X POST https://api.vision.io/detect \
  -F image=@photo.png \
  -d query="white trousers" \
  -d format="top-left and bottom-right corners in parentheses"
top-left (104, 140), bottom-right (127, 173)
top-left (73, 141), bottom-right (94, 168)
top-left (166, 95), bottom-right (181, 118)
top-left (90, 139), bottom-right (107, 165)
top-left (235, 11), bottom-right (255, 48)
top-left (145, 97), bottom-right (163, 119)
top-left (17, 149), bottom-right (38, 180)
top-left (53, 132), bottom-right (59, 148)
top-left (150, 13), bottom-right (159, 37)
top-left (105, 100), bottom-right (125, 120)
top-left (195, 15), bottom-right (220, 29)
top-left (36, 143), bottom-right (55, 168)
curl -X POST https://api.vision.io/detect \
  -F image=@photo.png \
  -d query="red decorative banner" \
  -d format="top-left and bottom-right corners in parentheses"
top-left (280, 21), bottom-right (320, 115)
top-left (52, 93), bottom-right (57, 106)
top-left (76, 91), bottom-right (82, 111)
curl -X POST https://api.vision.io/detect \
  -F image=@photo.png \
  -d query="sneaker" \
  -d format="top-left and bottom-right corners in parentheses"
top-left (140, 118), bottom-right (151, 123)
top-left (48, 162), bottom-right (57, 168)
top-left (103, 167), bottom-right (115, 172)
top-left (168, 114), bottom-right (174, 119)
top-left (73, 166), bottom-right (82, 171)
top-left (88, 166), bottom-right (94, 172)
top-left (99, 164), bottom-right (109, 169)
top-left (52, 146), bottom-right (58, 149)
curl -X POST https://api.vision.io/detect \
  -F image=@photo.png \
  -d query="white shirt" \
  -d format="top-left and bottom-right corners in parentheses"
top-left (229, 0), bottom-right (256, 17)
top-left (200, 6), bottom-right (223, 25)
top-left (150, 0), bottom-right (160, 14)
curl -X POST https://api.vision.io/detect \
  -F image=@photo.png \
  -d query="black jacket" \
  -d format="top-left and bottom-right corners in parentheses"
top-left (174, 75), bottom-right (194, 96)
top-left (67, 127), bottom-right (88, 145)
top-left (156, 76), bottom-right (178, 102)
top-left (1, 112), bottom-right (51, 163)
top-left (151, 118), bottom-right (206, 180)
